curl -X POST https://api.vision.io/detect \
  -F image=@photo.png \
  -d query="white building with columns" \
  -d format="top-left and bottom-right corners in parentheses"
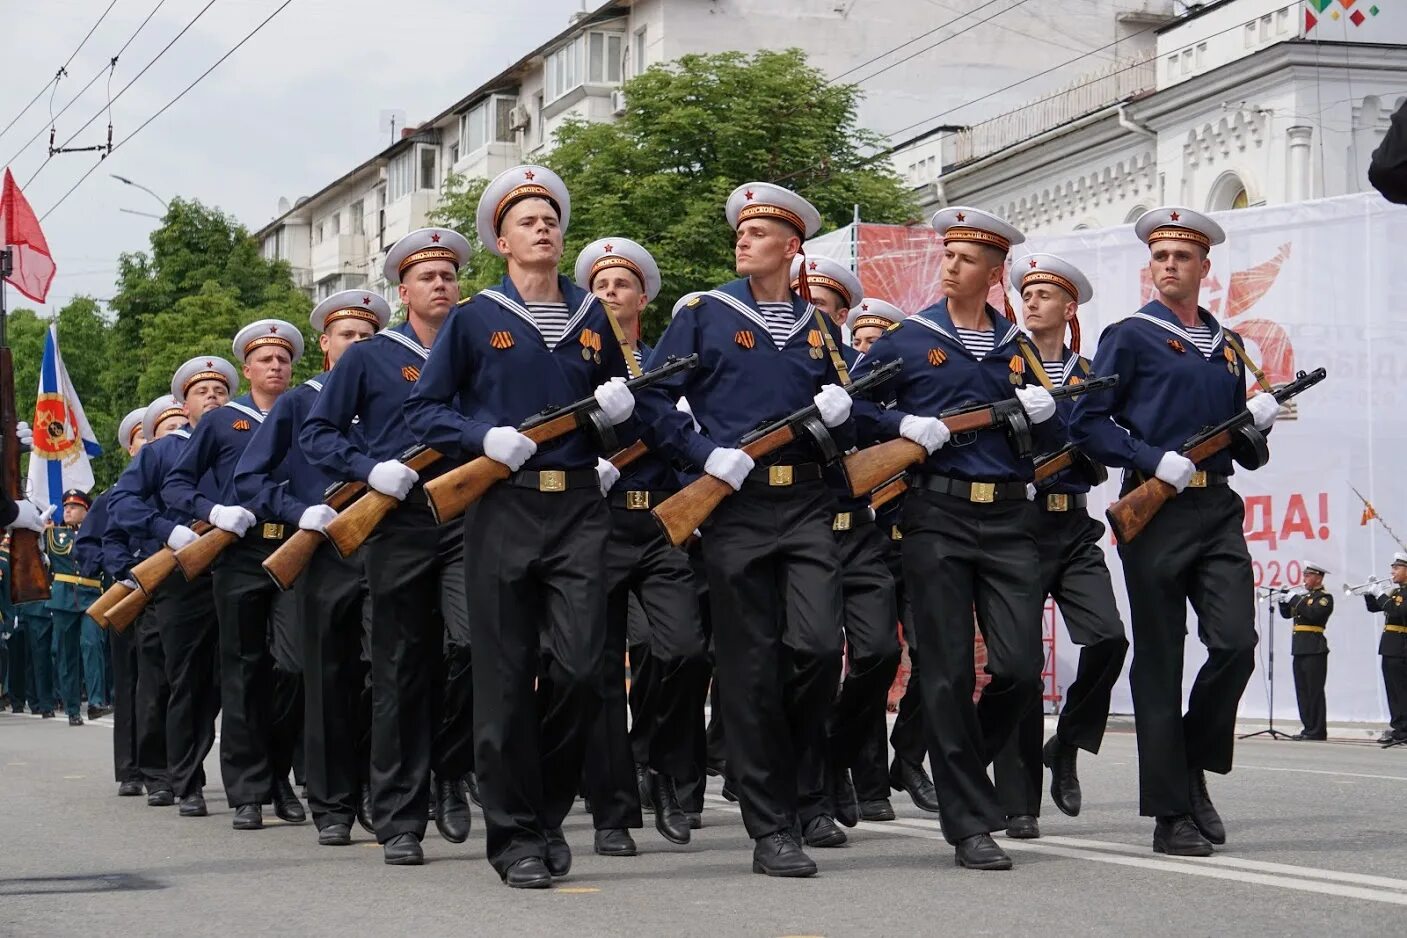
top-left (252, 0), bottom-right (1173, 304)
top-left (892, 0), bottom-right (1407, 235)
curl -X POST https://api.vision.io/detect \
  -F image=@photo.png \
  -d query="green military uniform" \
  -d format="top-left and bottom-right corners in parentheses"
top-left (45, 511), bottom-right (105, 725)
top-left (1277, 575), bottom-right (1332, 740)
top-left (16, 587), bottom-right (53, 716)
top-left (0, 544), bottom-right (17, 709)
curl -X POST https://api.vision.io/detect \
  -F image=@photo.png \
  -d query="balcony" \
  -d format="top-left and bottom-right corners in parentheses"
top-left (310, 232), bottom-right (368, 284)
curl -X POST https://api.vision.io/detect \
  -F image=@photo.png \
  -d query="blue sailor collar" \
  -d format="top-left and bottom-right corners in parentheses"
top-left (226, 394), bottom-right (266, 424)
top-left (909, 298), bottom-right (1021, 357)
top-left (1130, 299), bottom-right (1224, 359)
top-left (705, 277), bottom-right (814, 344)
top-left (378, 319), bottom-right (432, 360)
top-left (477, 273), bottom-right (597, 350)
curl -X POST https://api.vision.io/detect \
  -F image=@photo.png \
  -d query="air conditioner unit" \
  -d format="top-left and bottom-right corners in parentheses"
top-left (610, 90), bottom-right (627, 116)
top-left (508, 106), bottom-right (530, 132)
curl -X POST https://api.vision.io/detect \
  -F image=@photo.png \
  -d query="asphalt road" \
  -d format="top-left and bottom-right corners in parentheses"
top-left (3, 711), bottom-right (1406, 937)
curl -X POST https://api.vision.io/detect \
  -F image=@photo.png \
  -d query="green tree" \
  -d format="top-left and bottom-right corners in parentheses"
top-left (433, 49), bottom-right (917, 339)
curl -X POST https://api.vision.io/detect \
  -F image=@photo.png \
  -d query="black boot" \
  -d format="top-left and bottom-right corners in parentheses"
top-left (272, 776), bottom-right (306, 823)
top-left (435, 775), bottom-right (470, 844)
top-left (1042, 736), bottom-right (1082, 817)
top-left (649, 772), bottom-right (690, 845)
top-left (1153, 815), bottom-right (1213, 856)
top-left (593, 828), bottom-right (638, 856)
top-left (955, 833), bottom-right (1012, 870)
top-left (889, 756), bottom-right (940, 813)
top-left (832, 767), bottom-right (859, 828)
top-left (1005, 814), bottom-right (1040, 839)
top-left (1187, 770), bottom-right (1225, 845)
top-left (357, 784), bottom-right (375, 834)
top-left (802, 815), bottom-right (848, 848)
top-left (383, 832), bottom-right (423, 866)
top-left (752, 831), bottom-right (817, 877)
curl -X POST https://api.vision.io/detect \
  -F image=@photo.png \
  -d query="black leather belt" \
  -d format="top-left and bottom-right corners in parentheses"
top-left (912, 474), bottom-right (1028, 503)
top-left (609, 489), bottom-right (677, 510)
top-left (832, 506), bottom-right (876, 531)
top-left (743, 462), bottom-right (823, 487)
top-left (506, 469), bottom-right (599, 492)
top-left (1038, 493), bottom-right (1087, 512)
top-left (1123, 469), bottom-right (1228, 494)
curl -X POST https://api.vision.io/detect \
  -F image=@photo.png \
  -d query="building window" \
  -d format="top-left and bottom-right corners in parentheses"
top-left (329, 212), bottom-right (340, 237)
top-left (449, 143), bottom-right (459, 166)
top-left (459, 95), bottom-right (517, 155)
top-left (419, 145), bottom-right (438, 190)
top-left (388, 151), bottom-right (415, 201)
top-left (546, 29), bottom-right (625, 103)
top-left (634, 26), bottom-right (648, 76)
top-left (313, 222), bottom-right (324, 246)
top-left (349, 199), bottom-right (364, 235)
top-left (1208, 172), bottom-right (1251, 212)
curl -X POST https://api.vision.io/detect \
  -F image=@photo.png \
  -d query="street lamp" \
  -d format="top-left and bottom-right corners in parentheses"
top-left (110, 174), bottom-right (168, 210)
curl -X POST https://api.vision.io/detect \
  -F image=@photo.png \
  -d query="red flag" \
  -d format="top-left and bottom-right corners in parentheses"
top-left (0, 168), bottom-right (56, 303)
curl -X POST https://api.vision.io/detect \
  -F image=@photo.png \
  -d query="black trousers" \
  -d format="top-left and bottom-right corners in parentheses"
top-left (824, 522), bottom-right (900, 803)
top-left (994, 509), bottom-right (1128, 818)
top-left (212, 537), bottom-right (303, 808)
top-left (1117, 485), bottom-right (1257, 818)
top-left (587, 506), bottom-right (708, 831)
top-left (110, 615), bottom-right (141, 783)
top-left (1292, 653), bottom-right (1328, 738)
top-left (463, 485), bottom-right (609, 876)
top-left (1382, 655), bottom-right (1407, 735)
top-left (152, 573), bottom-right (216, 798)
top-left (300, 546), bottom-right (371, 829)
top-left (363, 494), bottom-right (471, 843)
top-left (902, 490), bottom-right (1043, 845)
top-left (702, 480), bottom-right (843, 839)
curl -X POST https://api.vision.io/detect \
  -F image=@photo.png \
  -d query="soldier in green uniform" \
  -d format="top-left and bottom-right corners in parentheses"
top-left (46, 490), bottom-right (106, 726)
top-left (16, 580), bottom-right (54, 718)
top-left (1276, 562), bottom-right (1332, 741)
top-left (0, 537), bottom-right (14, 708)
top-left (1365, 553), bottom-right (1407, 747)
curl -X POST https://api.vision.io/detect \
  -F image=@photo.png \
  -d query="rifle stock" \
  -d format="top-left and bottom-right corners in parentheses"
top-left (130, 520), bottom-right (212, 595)
top-left (1105, 429), bottom-right (1230, 543)
top-left (421, 414), bottom-right (577, 527)
top-left (609, 439), bottom-right (648, 471)
top-left (869, 476), bottom-right (909, 511)
top-left (262, 480), bottom-right (371, 590)
top-left (173, 527), bottom-right (240, 580)
top-left (1033, 449), bottom-right (1075, 484)
top-left (87, 581), bottom-right (133, 628)
top-left (1, 347), bottom-right (48, 603)
top-left (105, 585), bottom-right (151, 633)
top-left (652, 425), bottom-right (799, 547)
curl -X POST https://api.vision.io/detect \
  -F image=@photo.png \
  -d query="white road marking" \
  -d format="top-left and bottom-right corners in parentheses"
top-left (1235, 763), bottom-right (1407, 783)
top-left (704, 796), bottom-right (1407, 906)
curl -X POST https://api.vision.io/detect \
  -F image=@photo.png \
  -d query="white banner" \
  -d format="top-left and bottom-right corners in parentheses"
top-left (1028, 192), bottom-right (1407, 724)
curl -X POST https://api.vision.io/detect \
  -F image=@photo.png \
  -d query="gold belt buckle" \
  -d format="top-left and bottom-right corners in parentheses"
top-left (538, 470), bottom-right (566, 493)
top-left (625, 490), bottom-right (650, 510)
top-left (833, 512), bottom-right (852, 532)
top-left (891, 525), bottom-right (903, 541)
top-left (262, 523), bottom-right (284, 539)
top-left (969, 481), bottom-right (995, 504)
top-left (1045, 493), bottom-right (1069, 512)
top-left (768, 465), bottom-right (793, 487)
top-left (1187, 471), bottom-right (1207, 488)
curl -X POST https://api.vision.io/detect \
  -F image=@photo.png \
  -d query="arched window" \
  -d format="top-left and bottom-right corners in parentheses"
top-left (1207, 171), bottom-right (1251, 211)
top-left (1124, 204), bottom-right (1149, 223)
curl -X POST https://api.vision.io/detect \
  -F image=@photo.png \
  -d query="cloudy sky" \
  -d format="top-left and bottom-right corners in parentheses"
top-left (2, 0), bottom-right (585, 313)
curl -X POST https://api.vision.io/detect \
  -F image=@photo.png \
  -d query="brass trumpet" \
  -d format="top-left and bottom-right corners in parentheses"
top-left (1343, 576), bottom-right (1385, 596)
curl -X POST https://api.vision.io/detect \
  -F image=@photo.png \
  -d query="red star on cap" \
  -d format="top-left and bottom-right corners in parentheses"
top-left (205, 360), bottom-right (213, 367)
top-left (1029, 259), bottom-right (1038, 268)
top-left (603, 243), bottom-right (614, 252)
top-left (361, 295), bottom-right (372, 305)
top-left (1169, 211), bottom-right (1180, 222)
top-left (955, 212), bottom-right (965, 222)
top-left (808, 260), bottom-right (818, 271)
top-left (861, 303), bottom-right (869, 311)
top-left (430, 232), bottom-right (441, 242)
top-left (268, 325), bottom-right (279, 333)
top-left (744, 190), bottom-right (754, 200)
top-left (524, 170), bottom-right (536, 180)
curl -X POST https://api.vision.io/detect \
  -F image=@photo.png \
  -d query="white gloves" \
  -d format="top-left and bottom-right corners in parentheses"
top-left (1247, 393), bottom-right (1279, 431)
top-left (7, 499), bottom-right (47, 532)
top-left (1154, 452), bottom-right (1196, 493)
top-left (483, 426), bottom-right (537, 471)
top-left (367, 460), bottom-right (419, 500)
top-left (677, 396), bottom-right (701, 432)
top-left (594, 376), bottom-right (635, 425)
top-left (1014, 385), bottom-right (1056, 424)
top-left (298, 504), bottom-right (338, 532)
top-left (16, 420), bottom-right (32, 449)
top-left (1373, 580), bottom-right (1393, 598)
top-left (596, 457), bottom-right (620, 496)
top-left (899, 415), bottom-right (950, 454)
top-left (208, 504), bottom-right (256, 536)
top-left (166, 524), bottom-right (199, 551)
top-left (813, 384), bottom-right (851, 428)
top-left (1026, 483), bottom-right (1036, 501)
top-left (704, 447), bottom-right (755, 492)
top-left (119, 578), bottom-right (138, 591)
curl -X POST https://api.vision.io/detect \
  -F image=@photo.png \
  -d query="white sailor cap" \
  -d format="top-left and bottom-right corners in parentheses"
top-left (170, 355), bottom-right (238, 403)
top-left (1134, 206), bottom-right (1225, 251)
top-left (477, 165), bottom-right (571, 258)
top-left (1303, 561), bottom-right (1330, 576)
top-left (142, 394), bottom-right (186, 441)
top-left (117, 407), bottom-right (146, 449)
top-left (672, 291), bottom-right (705, 320)
top-left (931, 206), bottom-right (1024, 255)
top-left (310, 289), bottom-right (392, 333)
top-left (233, 319), bottom-right (304, 364)
top-left (789, 254), bottom-right (863, 310)
top-left (1010, 252), bottom-right (1093, 304)
top-left (383, 227), bottom-right (471, 284)
top-left (849, 298), bottom-right (906, 332)
top-left (726, 182), bottom-right (821, 238)
top-left (1393, 553), bottom-right (1407, 568)
top-left (575, 237), bottom-right (661, 300)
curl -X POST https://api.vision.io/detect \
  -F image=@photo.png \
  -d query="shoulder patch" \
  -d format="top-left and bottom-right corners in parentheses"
top-left (231, 419), bottom-right (251, 432)
top-left (686, 295), bottom-right (702, 308)
top-left (402, 365), bottom-right (421, 382)
top-left (886, 321), bottom-right (902, 332)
